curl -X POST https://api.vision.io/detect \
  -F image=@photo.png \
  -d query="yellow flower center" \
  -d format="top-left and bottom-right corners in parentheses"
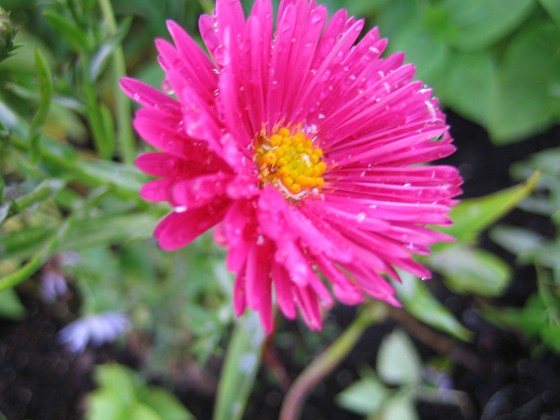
top-left (255, 126), bottom-right (326, 199)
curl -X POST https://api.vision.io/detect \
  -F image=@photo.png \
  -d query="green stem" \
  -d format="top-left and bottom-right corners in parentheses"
top-left (83, 54), bottom-right (113, 159)
top-left (279, 303), bottom-right (387, 420)
top-left (0, 220), bottom-right (69, 293)
top-left (97, 0), bottom-right (135, 164)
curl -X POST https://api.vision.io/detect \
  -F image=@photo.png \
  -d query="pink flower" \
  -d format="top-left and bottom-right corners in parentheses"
top-left (121, 0), bottom-right (462, 332)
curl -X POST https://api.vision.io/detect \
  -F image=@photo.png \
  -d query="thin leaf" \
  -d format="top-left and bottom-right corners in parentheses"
top-left (43, 11), bottom-right (92, 53)
top-left (0, 289), bottom-right (26, 320)
top-left (428, 245), bottom-right (512, 297)
top-left (437, 171), bottom-right (540, 244)
top-left (28, 49), bottom-right (53, 162)
top-left (214, 312), bottom-right (265, 420)
top-left (394, 272), bottom-right (472, 341)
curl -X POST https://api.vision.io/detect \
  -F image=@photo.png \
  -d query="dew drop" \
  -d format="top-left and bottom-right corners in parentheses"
top-left (174, 206), bottom-right (188, 213)
top-left (356, 212), bottom-right (366, 223)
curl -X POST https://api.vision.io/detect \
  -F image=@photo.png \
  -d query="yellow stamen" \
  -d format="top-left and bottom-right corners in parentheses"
top-left (254, 126), bottom-right (326, 199)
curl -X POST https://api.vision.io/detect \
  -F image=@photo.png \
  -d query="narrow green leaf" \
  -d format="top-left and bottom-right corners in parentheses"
top-left (28, 49), bottom-right (53, 162)
top-left (43, 11), bottom-right (92, 53)
top-left (9, 179), bottom-right (65, 215)
top-left (214, 312), bottom-right (265, 420)
top-left (0, 289), bottom-right (26, 320)
top-left (438, 171), bottom-right (540, 244)
top-left (89, 17), bottom-right (132, 81)
top-left (394, 273), bottom-right (472, 341)
top-left (377, 329), bottom-right (422, 386)
top-left (428, 245), bottom-right (512, 297)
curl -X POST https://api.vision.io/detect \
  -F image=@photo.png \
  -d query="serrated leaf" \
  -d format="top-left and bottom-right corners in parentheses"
top-left (428, 245), bottom-right (512, 297)
top-left (394, 272), bottom-right (472, 341)
top-left (377, 329), bottom-right (422, 386)
top-left (441, 0), bottom-right (535, 51)
top-left (337, 375), bottom-right (389, 416)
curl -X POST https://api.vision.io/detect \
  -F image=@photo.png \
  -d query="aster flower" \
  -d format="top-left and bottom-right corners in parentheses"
top-left (121, 0), bottom-right (462, 332)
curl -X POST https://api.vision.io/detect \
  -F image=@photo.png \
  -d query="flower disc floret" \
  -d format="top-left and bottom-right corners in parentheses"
top-left (255, 127), bottom-right (326, 198)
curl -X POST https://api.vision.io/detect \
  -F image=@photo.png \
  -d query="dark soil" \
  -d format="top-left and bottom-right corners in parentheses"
top-left (1, 113), bottom-right (559, 420)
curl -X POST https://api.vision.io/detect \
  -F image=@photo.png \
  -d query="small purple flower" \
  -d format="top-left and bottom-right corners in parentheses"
top-left (40, 270), bottom-right (68, 302)
top-left (59, 312), bottom-right (131, 353)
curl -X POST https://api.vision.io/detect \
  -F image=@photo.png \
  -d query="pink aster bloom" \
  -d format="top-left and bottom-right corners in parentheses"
top-left (121, 0), bottom-right (462, 332)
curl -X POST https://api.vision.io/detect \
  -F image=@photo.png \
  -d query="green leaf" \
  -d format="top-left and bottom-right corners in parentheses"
top-left (394, 272), bottom-right (472, 341)
top-left (490, 225), bottom-right (546, 261)
top-left (86, 390), bottom-right (128, 420)
top-left (129, 404), bottom-right (161, 420)
top-left (488, 23), bottom-right (560, 143)
top-left (214, 312), bottom-right (265, 420)
top-left (438, 171), bottom-right (540, 244)
top-left (0, 289), bottom-right (26, 320)
top-left (438, 51), bottom-right (497, 127)
top-left (382, 394), bottom-right (418, 420)
top-left (428, 245), bottom-right (512, 297)
top-left (441, 0), bottom-right (535, 51)
top-left (540, 0), bottom-right (560, 26)
top-left (385, 10), bottom-right (449, 83)
top-left (89, 17), bottom-right (132, 81)
top-left (29, 49), bottom-right (53, 162)
top-left (137, 388), bottom-right (194, 420)
top-left (337, 375), bottom-right (389, 416)
top-left (94, 364), bottom-right (138, 406)
top-left (377, 329), bottom-right (422, 386)
top-left (43, 11), bottom-right (92, 53)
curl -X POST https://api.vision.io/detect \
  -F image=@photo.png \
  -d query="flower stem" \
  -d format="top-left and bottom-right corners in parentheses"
top-left (97, 0), bottom-right (135, 164)
top-left (279, 303), bottom-right (387, 420)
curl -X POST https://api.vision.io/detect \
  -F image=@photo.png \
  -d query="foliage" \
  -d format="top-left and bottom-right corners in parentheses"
top-left (87, 363), bottom-right (194, 420)
top-left (0, 0), bottom-right (557, 419)
top-left (326, 0), bottom-right (560, 145)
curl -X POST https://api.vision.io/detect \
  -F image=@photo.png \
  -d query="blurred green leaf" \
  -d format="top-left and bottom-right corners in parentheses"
top-left (386, 14), bottom-right (449, 83)
top-left (214, 312), bottom-right (265, 420)
top-left (128, 404), bottom-right (160, 420)
top-left (90, 17), bottom-right (132, 81)
top-left (488, 23), bottom-right (560, 143)
top-left (394, 272), bottom-right (472, 341)
top-left (377, 329), bottom-right (422, 386)
top-left (95, 364), bottom-right (138, 406)
top-left (438, 51), bottom-right (497, 126)
top-left (337, 374), bottom-right (389, 416)
top-left (540, 0), bottom-right (560, 26)
top-left (429, 245), bottom-right (512, 297)
top-left (490, 225), bottom-right (546, 262)
top-left (441, 0), bottom-right (535, 51)
top-left (382, 394), bottom-right (418, 420)
top-left (86, 390), bottom-right (128, 420)
top-left (43, 11), bottom-right (92, 53)
top-left (29, 49), bottom-right (53, 162)
top-left (0, 288), bottom-right (26, 320)
top-left (137, 388), bottom-right (194, 420)
top-left (438, 171), bottom-right (540, 243)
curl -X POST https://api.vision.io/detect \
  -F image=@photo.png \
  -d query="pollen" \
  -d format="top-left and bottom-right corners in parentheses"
top-left (255, 126), bottom-right (326, 198)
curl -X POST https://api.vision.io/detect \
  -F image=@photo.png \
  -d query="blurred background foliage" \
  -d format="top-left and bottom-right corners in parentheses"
top-left (0, 0), bottom-right (559, 419)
